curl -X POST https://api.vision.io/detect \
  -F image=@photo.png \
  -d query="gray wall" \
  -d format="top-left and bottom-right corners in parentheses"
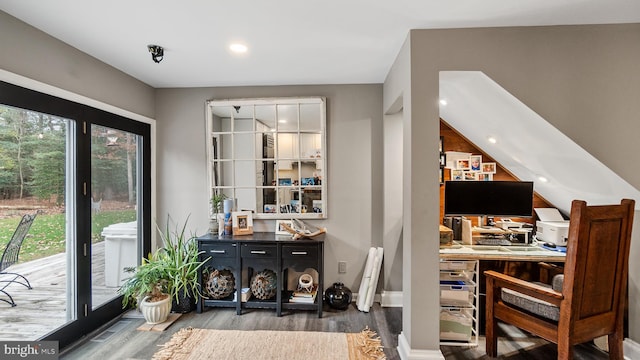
top-left (154, 85), bottom-right (385, 290)
top-left (384, 23), bottom-right (640, 354)
top-left (0, 11), bottom-right (155, 118)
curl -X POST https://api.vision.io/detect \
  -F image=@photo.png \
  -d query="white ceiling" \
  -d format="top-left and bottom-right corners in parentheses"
top-left (2, 1), bottom-right (640, 88)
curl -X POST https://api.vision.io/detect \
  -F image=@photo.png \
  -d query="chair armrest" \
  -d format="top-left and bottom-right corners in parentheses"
top-left (485, 270), bottom-right (564, 306)
top-left (538, 262), bottom-right (564, 284)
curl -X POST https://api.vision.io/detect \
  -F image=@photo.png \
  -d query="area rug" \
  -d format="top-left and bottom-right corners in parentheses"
top-left (151, 327), bottom-right (386, 360)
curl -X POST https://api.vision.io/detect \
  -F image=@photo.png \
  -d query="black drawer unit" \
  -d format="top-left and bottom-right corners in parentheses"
top-left (281, 242), bottom-right (323, 317)
top-left (201, 242), bottom-right (237, 258)
top-left (241, 243), bottom-right (277, 258)
top-left (196, 233), bottom-right (324, 317)
top-left (197, 239), bottom-right (241, 314)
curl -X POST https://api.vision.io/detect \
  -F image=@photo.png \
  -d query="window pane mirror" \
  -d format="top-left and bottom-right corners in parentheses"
top-left (206, 97), bottom-right (326, 219)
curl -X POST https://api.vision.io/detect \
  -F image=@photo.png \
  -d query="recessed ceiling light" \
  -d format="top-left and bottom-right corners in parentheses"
top-left (230, 43), bottom-right (248, 53)
top-left (538, 176), bottom-right (548, 183)
top-left (439, 99), bottom-right (448, 106)
top-left (487, 137), bottom-right (497, 144)
top-left (278, 119), bottom-right (287, 124)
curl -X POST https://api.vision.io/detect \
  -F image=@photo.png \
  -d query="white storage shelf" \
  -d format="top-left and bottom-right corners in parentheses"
top-left (439, 259), bottom-right (479, 346)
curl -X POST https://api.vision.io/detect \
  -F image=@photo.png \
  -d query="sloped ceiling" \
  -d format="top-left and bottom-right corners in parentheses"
top-left (439, 71), bottom-right (640, 215)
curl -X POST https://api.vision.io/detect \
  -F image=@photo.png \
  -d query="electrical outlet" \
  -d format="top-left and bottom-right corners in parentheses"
top-left (338, 261), bottom-right (347, 274)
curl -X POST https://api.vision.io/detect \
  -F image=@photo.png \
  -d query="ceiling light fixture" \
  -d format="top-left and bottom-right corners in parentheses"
top-left (147, 45), bottom-right (164, 63)
top-left (439, 99), bottom-right (448, 106)
top-left (230, 43), bottom-right (248, 53)
top-left (487, 137), bottom-right (497, 144)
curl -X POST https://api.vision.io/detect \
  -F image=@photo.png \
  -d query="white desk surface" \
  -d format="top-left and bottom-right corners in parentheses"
top-left (439, 243), bottom-right (566, 262)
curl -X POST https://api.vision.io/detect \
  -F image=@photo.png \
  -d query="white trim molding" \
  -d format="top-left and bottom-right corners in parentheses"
top-left (624, 338), bottom-right (640, 360)
top-left (381, 290), bottom-right (403, 307)
top-left (397, 332), bottom-right (444, 360)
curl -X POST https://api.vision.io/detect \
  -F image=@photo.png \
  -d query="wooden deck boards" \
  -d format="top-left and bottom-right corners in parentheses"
top-left (0, 241), bottom-right (119, 341)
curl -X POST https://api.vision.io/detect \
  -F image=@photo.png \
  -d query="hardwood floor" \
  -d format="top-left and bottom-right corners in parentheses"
top-left (59, 304), bottom-right (609, 360)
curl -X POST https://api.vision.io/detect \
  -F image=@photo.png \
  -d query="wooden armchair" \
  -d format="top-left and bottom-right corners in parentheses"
top-left (485, 199), bottom-right (635, 359)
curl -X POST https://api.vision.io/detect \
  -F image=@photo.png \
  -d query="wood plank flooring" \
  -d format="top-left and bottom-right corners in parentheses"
top-left (59, 304), bottom-right (609, 360)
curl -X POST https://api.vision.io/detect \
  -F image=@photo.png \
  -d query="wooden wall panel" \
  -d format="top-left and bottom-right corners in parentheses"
top-left (440, 120), bottom-right (552, 226)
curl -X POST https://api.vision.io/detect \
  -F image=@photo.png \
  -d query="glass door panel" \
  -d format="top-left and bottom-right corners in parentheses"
top-left (0, 104), bottom-right (75, 340)
top-left (90, 125), bottom-right (139, 309)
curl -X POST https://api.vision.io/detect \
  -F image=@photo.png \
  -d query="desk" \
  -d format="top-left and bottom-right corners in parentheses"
top-left (439, 243), bottom-right (565, 346)
top-left (439, 244), bottom-right (566, 262)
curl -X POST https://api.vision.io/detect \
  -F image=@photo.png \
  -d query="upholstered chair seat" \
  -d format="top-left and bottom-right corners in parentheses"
top-left (501, 274), bottom-right (564, 321)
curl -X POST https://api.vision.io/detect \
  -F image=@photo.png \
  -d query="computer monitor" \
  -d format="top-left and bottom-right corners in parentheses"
top-left (444, 181), bottom-right (534, 218)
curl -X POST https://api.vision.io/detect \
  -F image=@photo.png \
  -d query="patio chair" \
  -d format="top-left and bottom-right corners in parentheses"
top-left (0, 213), bottom-right (37, 307)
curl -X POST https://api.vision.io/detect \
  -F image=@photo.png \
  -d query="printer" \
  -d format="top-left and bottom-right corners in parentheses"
top-left (534, 208), bottom-right (569, 246)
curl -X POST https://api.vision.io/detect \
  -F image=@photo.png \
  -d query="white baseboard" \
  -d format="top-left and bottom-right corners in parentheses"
top-left (352, 292), bottom-right (382, 305)
top-left (624, 338), bottom-right (640, 360)
top-left (381, 290), bottom-right (403, 307)
top-left (397, 331), bottom-right (444, 360)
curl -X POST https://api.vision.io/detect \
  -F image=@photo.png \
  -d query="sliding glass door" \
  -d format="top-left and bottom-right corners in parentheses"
top-left (0, 81), bottom-right (151, 349)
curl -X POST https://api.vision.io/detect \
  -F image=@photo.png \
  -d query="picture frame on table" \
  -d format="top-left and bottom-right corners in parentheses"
top-left (439, 153), bottom-right (446, 167)
top-left (275, 219), bottom-right (294, 235)
top-left (478, 173), bottom-right (493, 181)
top-left (481, 162), bottom-right (497, 174)
top-left (439, 167), bottom-right (445, 184)
top-left (451, 169), bottom-right (464, 181)
top-left (232, 211), bottom-right (253, 235)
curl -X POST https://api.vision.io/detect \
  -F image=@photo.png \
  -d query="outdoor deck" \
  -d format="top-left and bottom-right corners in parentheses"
top-left (0, 241), bottom-right (118, 341)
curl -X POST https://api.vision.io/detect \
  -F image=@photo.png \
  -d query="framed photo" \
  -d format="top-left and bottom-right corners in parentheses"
top-left (464, 171), bottom-right (478, 181)
top-left (469, 155), bottom-right (482, 171)
top-left (275, 219), bottom-right (293, 235)
top-left (456, 159), bottom-right (470, 170)
top-left (481, 162), bottom-right (497, 174)
top-left (278, 178), bottom-right (292, 186)
top-left (439, 153), bottom-right (446, 167)
top-left (439, 136), bottom-right (444, 153)
top-left (478, 173), bottom-right (493, 181)
top-left (439, 167), bottom-right (445, 184)
top-left (301, 177), bottom-right (315, 186)
top-left (232, 211), bottom-right (253, 235)
top-left (263, 204), bottom-right (276, 213)
top-left (451, 169), bottom-right (464, 181)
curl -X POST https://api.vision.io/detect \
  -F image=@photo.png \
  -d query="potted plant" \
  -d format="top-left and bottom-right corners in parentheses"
top-left (209, 192), bottom-right (227, 235)
top-left (119, 251), bottom-right (173, 324)
top-left (119, 215), bottom-right (209, 320)
top-left (157, 215), bottom-right (209, 313)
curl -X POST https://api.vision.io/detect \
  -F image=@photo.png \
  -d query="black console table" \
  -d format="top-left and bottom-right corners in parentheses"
top-left (196, 232), bottom-right (324, 317)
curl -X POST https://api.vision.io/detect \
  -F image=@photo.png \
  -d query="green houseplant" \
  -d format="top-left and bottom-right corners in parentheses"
top-left (119, 251), bottom-right (173, 324)
top-left (157, 215), bottom-right (209, 313)
top-left (119, 215), bottom-right (209, 320)
top-left (209, 192), bottom-right (227, 235)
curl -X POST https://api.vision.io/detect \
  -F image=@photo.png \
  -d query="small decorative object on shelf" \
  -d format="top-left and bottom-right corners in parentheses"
top-left (205, 269), bottom-right (235, 299)
top-left (280, 219), bottom-right (326, 240)
top-left (324, 282), bottom-right (352, 310)
top-left (250, 269), bottom-right (277, 300)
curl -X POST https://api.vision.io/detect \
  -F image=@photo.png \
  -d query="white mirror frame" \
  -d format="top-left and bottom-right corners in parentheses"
top-left (206, 97), bottom-right (327, 219)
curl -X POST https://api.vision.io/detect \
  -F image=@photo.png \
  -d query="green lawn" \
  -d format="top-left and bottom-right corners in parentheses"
top-left (0, 210), bottom-right (136, 263)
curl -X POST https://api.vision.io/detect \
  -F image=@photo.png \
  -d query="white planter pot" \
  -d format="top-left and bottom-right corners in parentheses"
top-left (140, 295), bottom-right (171, 324)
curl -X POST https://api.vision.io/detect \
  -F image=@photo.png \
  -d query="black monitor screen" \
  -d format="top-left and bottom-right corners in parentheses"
top-left (444, 181), bottom-right (534, 217)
